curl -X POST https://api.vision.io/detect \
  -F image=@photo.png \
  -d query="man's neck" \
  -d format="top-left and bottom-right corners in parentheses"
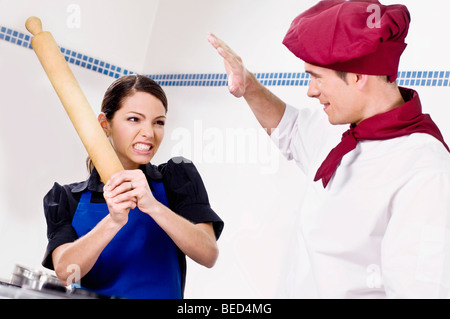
top-left (357, 82), bottom-right (406, 125)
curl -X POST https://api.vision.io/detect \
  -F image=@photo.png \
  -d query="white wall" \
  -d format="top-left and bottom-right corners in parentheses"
top-left (0, 0), bottom-right (449, 298)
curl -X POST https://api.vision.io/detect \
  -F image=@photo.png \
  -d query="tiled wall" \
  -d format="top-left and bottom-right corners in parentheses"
top-left (2, 25), bottom-right (449, 87)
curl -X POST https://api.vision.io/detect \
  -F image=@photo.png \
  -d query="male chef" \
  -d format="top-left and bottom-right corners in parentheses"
top-left (208, 0), bottom-right (450, 298)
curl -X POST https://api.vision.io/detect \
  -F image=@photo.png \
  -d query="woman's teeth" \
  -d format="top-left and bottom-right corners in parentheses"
top-left (134, 143), bottom-right (151, 151)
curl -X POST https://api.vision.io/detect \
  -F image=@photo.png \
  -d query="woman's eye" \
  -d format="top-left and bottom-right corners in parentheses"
top-left (156, 120), bottom-right (165, 126)
top-left (128, 117), bottom-right (139, 122)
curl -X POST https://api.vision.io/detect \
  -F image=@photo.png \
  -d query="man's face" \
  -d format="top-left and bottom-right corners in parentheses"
top-left (305, 63), bottom-right (365, 125)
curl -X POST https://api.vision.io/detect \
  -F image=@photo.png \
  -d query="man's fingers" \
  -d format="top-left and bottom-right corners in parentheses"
top-left (209, 33), bottom-right (239, 63)
top-left (207, 32), bottom-right (219, 48)
top-left (208, 32), bottom-right (246, 98)
top-left (217, 47), bottom-right (228, 59)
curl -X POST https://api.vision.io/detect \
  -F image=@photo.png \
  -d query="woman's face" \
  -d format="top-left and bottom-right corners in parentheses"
top-left (103, 91), bottom-right (166, 170)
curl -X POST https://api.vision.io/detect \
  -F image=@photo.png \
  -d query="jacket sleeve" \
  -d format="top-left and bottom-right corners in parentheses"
top-left (271, 104), bottom-right (345, 177)
top-left (42, 182), bottom-right (79, 270)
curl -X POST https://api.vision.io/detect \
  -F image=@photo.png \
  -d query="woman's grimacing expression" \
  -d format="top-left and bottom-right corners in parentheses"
top-left (99, 91), bottom-right (167, 170)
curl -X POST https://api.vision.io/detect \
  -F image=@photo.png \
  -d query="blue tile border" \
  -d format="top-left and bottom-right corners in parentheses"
top-left (1, 25), bottom-right (135, 79)
top-left (2, 25), bottom-right (450, 88)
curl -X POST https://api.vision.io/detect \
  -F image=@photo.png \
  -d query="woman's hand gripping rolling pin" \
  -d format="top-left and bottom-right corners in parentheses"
top-left (103, 170), bottom-right (159, 226)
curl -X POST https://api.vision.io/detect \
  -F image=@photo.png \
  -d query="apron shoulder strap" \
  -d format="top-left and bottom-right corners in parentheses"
top-left (79, 190), bottom-right (92, 204)
top-left (149, 180), bottom-right (169, 207)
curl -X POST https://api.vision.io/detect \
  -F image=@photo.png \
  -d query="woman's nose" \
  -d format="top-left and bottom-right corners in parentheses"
top-left (139, 127), bottom-right (154, 138)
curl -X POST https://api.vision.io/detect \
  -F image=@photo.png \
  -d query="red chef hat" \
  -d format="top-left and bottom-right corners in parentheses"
top-left (283, 0), bottom-right (410, 82)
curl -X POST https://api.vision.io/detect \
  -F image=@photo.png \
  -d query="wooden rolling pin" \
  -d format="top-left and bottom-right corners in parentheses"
top-left (26, 16), bottom-right (123, 183)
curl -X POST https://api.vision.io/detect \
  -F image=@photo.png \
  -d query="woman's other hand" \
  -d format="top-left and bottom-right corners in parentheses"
top-left (104, 170), bottom-right (160, 221)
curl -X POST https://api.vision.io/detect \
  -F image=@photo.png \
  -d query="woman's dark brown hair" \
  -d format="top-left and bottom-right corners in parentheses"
top-left (87, 75), bottom-right (168, 173)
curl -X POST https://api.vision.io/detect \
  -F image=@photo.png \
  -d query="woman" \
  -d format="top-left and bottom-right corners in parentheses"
top-left (42, 75), bottom-right (223, 299)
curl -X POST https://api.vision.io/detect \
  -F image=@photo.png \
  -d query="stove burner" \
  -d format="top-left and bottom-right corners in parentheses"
top-left (0, 265), bottom-right (113, 299)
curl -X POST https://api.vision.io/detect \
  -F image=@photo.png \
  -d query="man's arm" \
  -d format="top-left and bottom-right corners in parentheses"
top-left (208, 33), bottom-right (286, 134)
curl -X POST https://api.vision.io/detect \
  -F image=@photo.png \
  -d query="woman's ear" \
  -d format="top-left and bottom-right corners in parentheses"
top-left (98, 113), bottom-right (110, 137)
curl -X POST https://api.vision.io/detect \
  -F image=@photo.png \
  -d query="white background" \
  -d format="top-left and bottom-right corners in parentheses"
top-left (0, 0), bottom-right (449, 298)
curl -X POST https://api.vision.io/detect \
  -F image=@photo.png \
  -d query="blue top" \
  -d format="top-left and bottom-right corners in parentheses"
top-left (72, 180), bottom-right (181, 299)
top-left (42, 157), bottom-right (224, 299)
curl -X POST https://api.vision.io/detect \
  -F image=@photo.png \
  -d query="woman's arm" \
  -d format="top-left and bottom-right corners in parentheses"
top-left (52, 185), bottom-right (135, 285)
top-left (105, 170), bottom-right (219, 268)
top-left (52, 214), bottom-right (126, 285)
top-left (145, 206), bottom-right (219, 268)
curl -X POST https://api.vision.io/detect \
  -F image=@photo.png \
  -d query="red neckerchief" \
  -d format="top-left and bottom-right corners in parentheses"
top-left (314, 87), bottom-right (450, 188)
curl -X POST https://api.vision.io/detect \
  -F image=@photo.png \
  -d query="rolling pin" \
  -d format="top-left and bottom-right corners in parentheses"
top-left (25, 16), bottom-right (123, 183)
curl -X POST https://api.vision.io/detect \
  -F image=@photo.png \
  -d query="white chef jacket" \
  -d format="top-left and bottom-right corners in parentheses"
top-left (273, 103), bottom-right (450, 299)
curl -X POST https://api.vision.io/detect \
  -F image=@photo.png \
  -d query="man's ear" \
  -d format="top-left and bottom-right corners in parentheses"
top-left (98, 113), bottom-right (110, 137)
top-left (353, 73), bottom-right (369, 91)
